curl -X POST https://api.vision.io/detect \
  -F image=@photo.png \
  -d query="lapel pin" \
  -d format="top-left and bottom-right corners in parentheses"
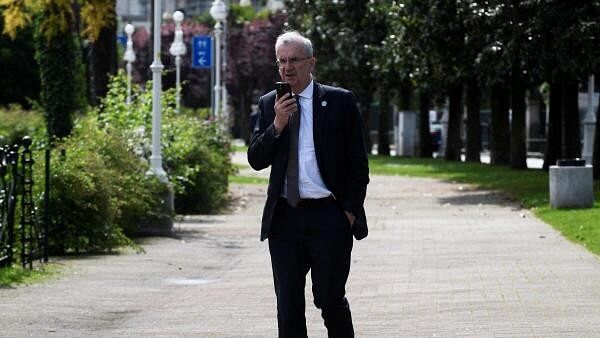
top-left (321, 101), bottom-right (327, 107)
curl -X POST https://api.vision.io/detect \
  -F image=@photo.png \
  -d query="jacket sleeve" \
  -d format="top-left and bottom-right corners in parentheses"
top-left (340, 91), bottom-right (370, 216)
top-left (248, 95), bottom-right (281, 171)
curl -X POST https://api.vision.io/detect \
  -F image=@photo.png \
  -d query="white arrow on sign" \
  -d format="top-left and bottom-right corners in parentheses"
top-left (198, 56), bottom-right (207, 65)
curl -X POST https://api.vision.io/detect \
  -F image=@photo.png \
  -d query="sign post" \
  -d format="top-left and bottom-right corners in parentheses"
top-left (192, 35), bottom-right (212, 69)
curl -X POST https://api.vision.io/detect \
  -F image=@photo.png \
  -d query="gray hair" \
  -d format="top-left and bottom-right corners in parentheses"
top-left (275, 31), bottom-right (313, 57)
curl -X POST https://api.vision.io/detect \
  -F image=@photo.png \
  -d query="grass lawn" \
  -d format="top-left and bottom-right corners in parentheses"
top-left (232, 144), bottom-right (248, 153)
top-left (0, 264), bottom-right (59, 288)
top-left (369, 155), bottom-right (600, 256)
top-left (229, 175), bottom-right (268, 185)
top-left (229, 163), bottom-right (268, 185)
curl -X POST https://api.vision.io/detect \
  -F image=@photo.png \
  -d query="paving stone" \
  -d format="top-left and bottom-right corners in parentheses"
top-left (0, 154), bottom-right (599, 337)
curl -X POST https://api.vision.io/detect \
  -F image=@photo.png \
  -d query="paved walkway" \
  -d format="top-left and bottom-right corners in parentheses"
top-left (1, 153), bottom-right (599, 337)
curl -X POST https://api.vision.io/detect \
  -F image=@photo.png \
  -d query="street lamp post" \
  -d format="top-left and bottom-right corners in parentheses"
top-left (210, 0), bottom-right (227, 121)
top-left (123, 23), bottom-right (136, 106)
top-left (583, 75), bottom-right (596, 164)
top-left (169, 11), bottom-right (186, 114)
top-left (222, 14), bottom-right (229, 129)
top-left (148, 0), bottom-right (168, 183)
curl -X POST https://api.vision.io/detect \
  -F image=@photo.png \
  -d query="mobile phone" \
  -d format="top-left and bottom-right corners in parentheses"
top-left (275, 82), bottom-right (292, 99)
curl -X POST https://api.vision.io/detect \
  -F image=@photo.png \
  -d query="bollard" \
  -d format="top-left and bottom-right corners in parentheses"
top-left (549, 158), bottom-right (594, 209)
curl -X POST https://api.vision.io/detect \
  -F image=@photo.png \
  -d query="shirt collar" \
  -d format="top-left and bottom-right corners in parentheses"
top-left (297, 80), bottom-right (314, 100)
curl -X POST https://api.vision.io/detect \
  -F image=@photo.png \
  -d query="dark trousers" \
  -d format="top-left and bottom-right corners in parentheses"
top-left (268, 199), bottom-right (354, 338)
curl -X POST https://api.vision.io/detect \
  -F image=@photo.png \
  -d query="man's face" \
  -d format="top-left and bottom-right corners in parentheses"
top-left (276, 42), bottom-right (315, 94)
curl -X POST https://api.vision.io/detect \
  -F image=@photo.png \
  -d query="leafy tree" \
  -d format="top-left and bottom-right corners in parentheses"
top-left (505, 1), bottom-right (538, 169)
top-left (425, 0), bottom-right (469, 161)
top-left (376, 1), bottom-right (436, 158)
top-left (534, 1), bottom-right (599, 168)
top-left (286, 0), bottom-right (388, 153)
top-left (33, 3), bottom-right (86, 139)
top-left (130, 20), bottom-right (212, 108)
top-left (225, 9), bottom-right (286, 143)
top-left (1, 0), bottom-right (119, 109)
top-left (83, 0), bottom-right (118, 106)
top-left (0, 11), bottom-right (39, 107)
top-left (161, 20), bottom-right (213, 108)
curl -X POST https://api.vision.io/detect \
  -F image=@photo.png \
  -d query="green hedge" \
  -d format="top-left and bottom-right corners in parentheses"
top-left (99, 71), bottom-right (234, 214)
top-left (4, 71), bottom-right (232, 254)
top-left (0, 106), bottom-right (45, 146)
top-left (33, 114), bottom-right (169, 253)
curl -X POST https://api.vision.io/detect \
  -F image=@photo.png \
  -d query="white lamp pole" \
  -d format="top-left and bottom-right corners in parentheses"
top-left (222, 14), bottom-right (229, 129)
top-left (210, 0), bottom-right (227, 121)
top-left (583, 74), bottom-right (596, 164)
top-left (169, 11), bottom-right (186, 114)
top-left (123, 24), bottom-right (136, 105)
top-left (147, 0), bottom-right (168, 183)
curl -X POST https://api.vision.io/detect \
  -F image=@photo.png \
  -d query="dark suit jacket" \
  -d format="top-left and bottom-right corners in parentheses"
top-left (247, 82), bottom-right (370, 241)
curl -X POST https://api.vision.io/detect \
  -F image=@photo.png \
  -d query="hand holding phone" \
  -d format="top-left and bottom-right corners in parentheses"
top-left (275, 82), bottom-right (292, 99)
top-left (273, 82), bottom-right (296, 134)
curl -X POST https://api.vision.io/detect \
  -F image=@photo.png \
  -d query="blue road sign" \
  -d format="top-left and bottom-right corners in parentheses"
top-left (192, 35), bottom-right (212, 69)
top-left (117, 34), bottom-right (127, 47)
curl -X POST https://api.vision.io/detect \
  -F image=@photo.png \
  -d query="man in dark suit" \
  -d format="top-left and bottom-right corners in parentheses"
top-left (247, 31), bottom-right (369, 337)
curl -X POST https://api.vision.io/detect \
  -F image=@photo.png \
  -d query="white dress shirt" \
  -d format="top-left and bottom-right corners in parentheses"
top-left (282, 80), bottom-right (332, 199)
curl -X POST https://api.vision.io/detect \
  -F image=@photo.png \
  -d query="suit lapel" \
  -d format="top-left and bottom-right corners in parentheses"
top-left (312, 82), bottom-right (326, 150)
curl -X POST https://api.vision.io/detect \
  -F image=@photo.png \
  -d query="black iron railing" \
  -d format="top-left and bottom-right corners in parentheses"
top-left (0, 137), bottom-right (47, 268)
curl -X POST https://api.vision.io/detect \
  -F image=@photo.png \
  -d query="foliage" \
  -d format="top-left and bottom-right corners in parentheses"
top-left (229, 175), bottom-right (268, 185)
top-left (34, 21), bottom-right (85, 139)
top-left (369, 155), bottom-right (600, 256)
top-left (229, 3), bottom-right (257, 25)
top-left (87, 0), bottom-right (117, 106)
top-left (99, 71), bottom-right (234, 214)
top-left (0, 10), bottom-right (40, 107)
top-left (1, 0), bottom-right (114, 42)
top-left (0, 264), bottom-right (57, 287)
top-left (165, 115), bottom-right (234, 213)
top-left (225, 13), bottom-right (286, 142)
top-left (0, 105), bottom-right (45, 145)
top-left (2, 1), bottom-right (116, 111)
top-left (33, 114), bottom-right (165, 253)
top-left (0, 0), bottom-right (33, 39)
top-left (286, 0), bottom-right (386, 94)
top-left (80, 0), bottom-right (115, 41)
top-left (131, 21), bottom-right (212, 108)
top-left (285, 0), bottom-right (388, 153)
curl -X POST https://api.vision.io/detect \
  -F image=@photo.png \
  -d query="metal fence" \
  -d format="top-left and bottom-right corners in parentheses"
top-left (0, 136), bottom-right (47, 269)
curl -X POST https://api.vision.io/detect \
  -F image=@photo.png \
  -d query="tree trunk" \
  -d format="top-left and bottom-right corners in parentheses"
top-left (239, 93), bottom-right (250, 144)
top-left (490, 81), bottom-right (510, 165)
top-left (445, 82), bottom-right (463, 161)
top-left (561, 77), bottom-right (581, 159)
top-left (543, 77), bottom-right (563, 169)
top-left (358, 90), bottom-right (373, 154)
top-left (465, 78), bottom-right (481, 162)
top-left (510, 65), bottom-right (527, 169)
top-left (418, 89), bottom-right (432, 158)
top-left (89, 3), bottom-right (118, 106)
top-left (378, 90), bottom-right (391, 156)
top-left (399, 82), bottom-right (412, 111)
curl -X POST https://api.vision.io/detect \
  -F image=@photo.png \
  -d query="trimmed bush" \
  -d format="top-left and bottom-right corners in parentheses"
top-left (99, 71), bottom-right (233, 214)
top-left (33, 114), bottom-right (169, 254)
top-left (165, 115), bottom-right (233, 214)
top-left (0, 105), bottom-right (45, 146)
